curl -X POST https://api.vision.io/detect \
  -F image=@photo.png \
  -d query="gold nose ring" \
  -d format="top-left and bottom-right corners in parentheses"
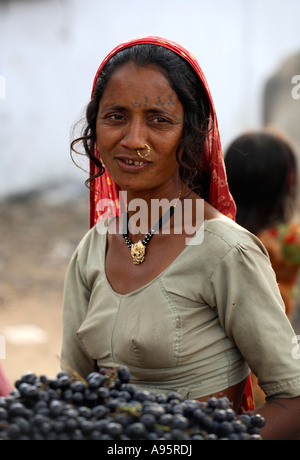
top-left (137, 144), bottom-right (151, 159)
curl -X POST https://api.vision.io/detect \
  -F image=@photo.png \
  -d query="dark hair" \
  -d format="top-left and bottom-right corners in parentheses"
top-left (224, 130), bottom-right (298, 234)
top-left (71, 44), bottom-right (212, 199)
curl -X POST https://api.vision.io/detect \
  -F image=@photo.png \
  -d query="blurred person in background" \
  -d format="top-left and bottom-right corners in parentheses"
top-left (225, 129), bottom-right (300, 320)
top-left (225, 129), bottom-right (300, 404)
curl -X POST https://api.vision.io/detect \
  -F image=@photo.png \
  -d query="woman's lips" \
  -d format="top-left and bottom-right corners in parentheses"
top-left (115, 157), bottom-right (151, 172)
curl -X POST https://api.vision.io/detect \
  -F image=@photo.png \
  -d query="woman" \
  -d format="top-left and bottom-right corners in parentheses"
top-left (62, 36), bottom-right (300, 439)
top-left (225, 130), bottom-right (300, 320)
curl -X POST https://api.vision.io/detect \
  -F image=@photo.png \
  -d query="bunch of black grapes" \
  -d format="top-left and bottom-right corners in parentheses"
top-left (0, 366), bottom-right (265, 440)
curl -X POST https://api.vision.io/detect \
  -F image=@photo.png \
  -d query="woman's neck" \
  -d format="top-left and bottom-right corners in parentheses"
top-left (123, 182), bottom-right (184, 238)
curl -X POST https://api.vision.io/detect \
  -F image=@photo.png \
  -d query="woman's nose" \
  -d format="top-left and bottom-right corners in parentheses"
top-left (120, 118), bottom-right (146, 151)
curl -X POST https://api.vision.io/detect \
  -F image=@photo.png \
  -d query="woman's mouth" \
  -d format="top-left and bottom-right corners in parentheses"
top-left (116, 157), bottom-right (151, 172)
top-left (123, 158), bottom-right (145, 166)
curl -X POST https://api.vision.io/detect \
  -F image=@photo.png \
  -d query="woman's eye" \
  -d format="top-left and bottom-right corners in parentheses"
top-left (152, 116), bottom-right (168, 123)
top-left (109, 114), bottom-right (124, 120)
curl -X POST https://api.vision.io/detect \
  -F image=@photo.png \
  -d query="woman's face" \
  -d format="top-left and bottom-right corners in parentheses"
top-left (96, 61), bottom-right (184, 196)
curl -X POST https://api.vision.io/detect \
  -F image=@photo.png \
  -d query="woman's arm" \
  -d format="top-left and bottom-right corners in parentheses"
top-left (198, 383), bottom-right (300, 439)
top-left (253, 396), bottom-right (300, 440)
top-left (210, 238), bottom-right (300, 440)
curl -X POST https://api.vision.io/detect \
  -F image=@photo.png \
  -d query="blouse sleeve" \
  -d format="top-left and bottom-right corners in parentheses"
top-left (61, 247), bottom-right (98, 378)
top-left (210, 240), bottom-right (300, 400)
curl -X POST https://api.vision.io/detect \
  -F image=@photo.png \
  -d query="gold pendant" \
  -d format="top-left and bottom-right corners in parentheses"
top-left (130, 240), bottom-right (146, 264)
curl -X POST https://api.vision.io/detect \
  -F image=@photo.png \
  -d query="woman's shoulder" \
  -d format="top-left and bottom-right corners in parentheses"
top-left (200, 216), bottom-right (270, 265)
top-left (204, 216), bottom-right (261, 246)
top-left (74, 217), bottom-right (110, 257)
top-left (202, 201), bottom-right (259, 246)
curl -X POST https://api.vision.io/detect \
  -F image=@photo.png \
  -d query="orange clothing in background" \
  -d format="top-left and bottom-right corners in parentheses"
top-left (259, 221), bottom-right (300, 320)
top-left (251, 221), bottom-right (300, 405)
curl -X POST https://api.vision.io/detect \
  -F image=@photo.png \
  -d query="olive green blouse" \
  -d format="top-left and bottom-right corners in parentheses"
top-left (61, 217), bottom-right (300, 400)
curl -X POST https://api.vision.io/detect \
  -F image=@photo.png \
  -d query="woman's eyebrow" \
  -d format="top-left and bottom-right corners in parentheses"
top-left (100, 103), bottom-right (178, 118)
top-left (99, 104), bottom-right (125, 112)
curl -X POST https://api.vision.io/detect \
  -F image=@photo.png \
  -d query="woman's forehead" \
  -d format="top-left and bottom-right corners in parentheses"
top-left (106, 61), bottom-right (170, 87)
top-left (100, 62), bottom-right (179, 104)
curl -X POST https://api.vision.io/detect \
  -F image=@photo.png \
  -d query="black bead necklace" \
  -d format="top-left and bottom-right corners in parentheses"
top-left (123, 190), bottom-right (182, 265)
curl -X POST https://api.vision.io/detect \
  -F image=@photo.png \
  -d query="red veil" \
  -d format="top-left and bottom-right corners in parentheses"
top-left (88, 36), bottom-right (254, 412)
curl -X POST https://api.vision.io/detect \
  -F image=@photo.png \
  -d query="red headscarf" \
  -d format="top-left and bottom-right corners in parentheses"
top-left (88, 36), bottom-right (254, 412)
